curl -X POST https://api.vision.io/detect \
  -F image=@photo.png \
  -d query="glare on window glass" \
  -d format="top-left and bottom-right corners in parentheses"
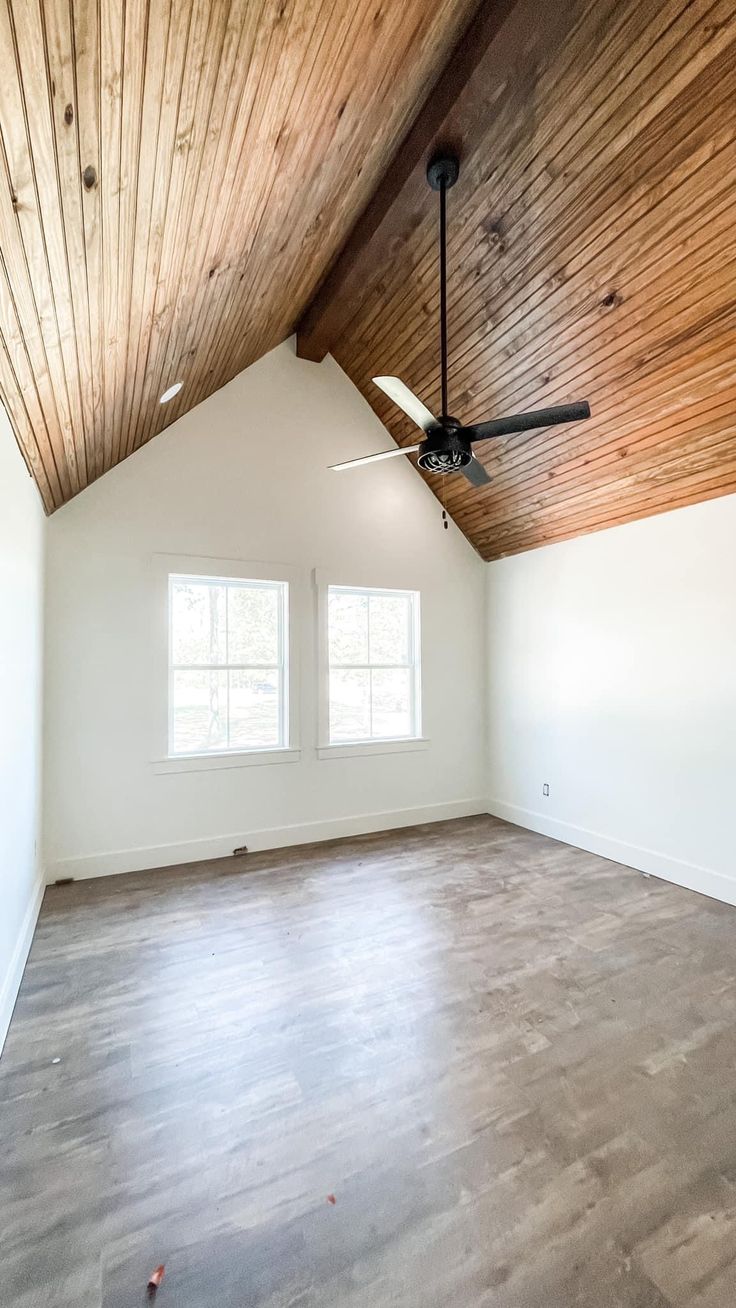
top-left (171, 582), bottom-right (226, 665)
top-left (330, 668), bottom-right (371, 741)
top-left (328, 590), bottom-right (368, 664)
top-left (369, 594), bottom-right (409, 664)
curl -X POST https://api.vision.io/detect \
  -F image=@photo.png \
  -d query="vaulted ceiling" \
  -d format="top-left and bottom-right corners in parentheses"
top-left (0, 0), bottom-right (475, 512)
top-left (299, 0), bottom-right (736, 559)
top-left (2, 0), bottom-right (735, 561)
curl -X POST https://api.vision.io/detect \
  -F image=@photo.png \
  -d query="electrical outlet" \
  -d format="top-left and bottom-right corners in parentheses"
top-left (542, 783), bottom-right (550, 797)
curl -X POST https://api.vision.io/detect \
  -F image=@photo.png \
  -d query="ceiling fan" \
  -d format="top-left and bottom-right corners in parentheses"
top-left (330, 152), bottom-right (591, 486)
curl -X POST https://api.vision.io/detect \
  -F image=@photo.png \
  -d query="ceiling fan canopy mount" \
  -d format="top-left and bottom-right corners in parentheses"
top-left (426, 150), bottom-right (459, 192)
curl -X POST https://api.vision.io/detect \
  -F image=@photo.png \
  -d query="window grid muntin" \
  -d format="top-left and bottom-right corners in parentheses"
top-left (168, 574), bottom-right (287, 756)
top-left (327, 585), bottom-right (420, 743)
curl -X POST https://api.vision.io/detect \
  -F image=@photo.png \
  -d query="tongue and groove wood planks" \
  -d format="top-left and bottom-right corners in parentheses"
top-left (3, 0), bottom-right (734, 560)
top-left (0, 0), bottom-right (475, 511)
top-left (307, 0), bottom-right (736, 558)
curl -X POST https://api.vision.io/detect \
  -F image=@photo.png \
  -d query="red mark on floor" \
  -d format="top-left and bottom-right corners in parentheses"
top-left (147, 1264), bottom-right (165, 1294)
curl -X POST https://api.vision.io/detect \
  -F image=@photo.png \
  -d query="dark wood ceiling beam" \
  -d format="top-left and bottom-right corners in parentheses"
top-left (294, 0), bottom-right (524, 364)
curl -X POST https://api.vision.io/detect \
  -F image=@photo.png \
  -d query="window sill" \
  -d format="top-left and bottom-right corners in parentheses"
top-left (317, 737), bottom-right (429, 760)
top-left (152, 748), bottom-right (301, 774)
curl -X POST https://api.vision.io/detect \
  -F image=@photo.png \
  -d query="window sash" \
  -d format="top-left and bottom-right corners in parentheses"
top-left (170, 663), bottom-right (280, 671)
top-left (327, 662), bottom-right (413, 670)
top-left (168, 574), bottom-right (288, 756)
top-left (327, 585), bottom-right (420, 743)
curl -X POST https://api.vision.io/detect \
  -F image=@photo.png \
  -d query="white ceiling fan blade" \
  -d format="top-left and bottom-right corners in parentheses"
top-left (330, 444), bottom-right (421, 472)
top-left (372, 376), bottom-right (437, 432)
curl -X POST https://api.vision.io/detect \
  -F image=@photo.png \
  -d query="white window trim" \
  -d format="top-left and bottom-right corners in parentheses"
top-left (152, 747), bottom-right (300, 775)
top-left (314, 568), bottom-right (426, 758)
top-left (151, 554), bottom-right (301, 772)
top-left (316, 738), bottom-right (429, 761)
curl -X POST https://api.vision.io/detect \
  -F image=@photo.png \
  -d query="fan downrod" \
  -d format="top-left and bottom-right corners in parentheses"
top-left (426, 151), bottom-right (459, 191)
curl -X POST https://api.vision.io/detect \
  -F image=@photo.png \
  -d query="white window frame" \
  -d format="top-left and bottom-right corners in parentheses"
top-left (315, 569), bottom-right (428, 760)
top-left (151, 555), bottom-right (301, 773)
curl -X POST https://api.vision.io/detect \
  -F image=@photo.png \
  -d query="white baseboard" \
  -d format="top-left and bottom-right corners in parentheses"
top-left (488, 798), bottom-right (736, 909)
top-left (45, 798), bottom-right (487, 884)
top-left (0, 870), bottom-right (45, 1056)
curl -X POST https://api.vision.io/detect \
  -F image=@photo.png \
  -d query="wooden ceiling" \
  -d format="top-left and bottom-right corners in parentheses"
top-left (3, 0), bottom-right (735, 562)
top-left (298, 0), bottom-right (736, 559)
top-left (0, 0), bottom-right (476, 512)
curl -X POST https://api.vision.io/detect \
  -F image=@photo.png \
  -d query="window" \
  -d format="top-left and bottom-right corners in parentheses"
top-left (327, 586), bottom-right (420, 743)
top-left (168, 574), bottom-right (288, 756)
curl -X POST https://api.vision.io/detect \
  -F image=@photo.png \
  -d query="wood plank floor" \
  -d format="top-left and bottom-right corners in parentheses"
top-left (3, 815), bottom-right (736, 1306)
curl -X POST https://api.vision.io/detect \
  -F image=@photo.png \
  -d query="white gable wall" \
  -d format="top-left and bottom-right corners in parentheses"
top-left (43, 341), bottom-right (487, 879)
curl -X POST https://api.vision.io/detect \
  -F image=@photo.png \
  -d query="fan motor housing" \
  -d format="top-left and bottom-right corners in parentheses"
top-left (417, 423), bottom-right (472, 474)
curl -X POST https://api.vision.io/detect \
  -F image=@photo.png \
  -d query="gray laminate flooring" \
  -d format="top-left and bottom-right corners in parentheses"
top-left (3, 815), bottom-right (736, 1306)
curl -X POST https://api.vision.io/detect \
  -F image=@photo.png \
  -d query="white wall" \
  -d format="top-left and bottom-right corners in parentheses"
top-left (44, 340), bottom-right (486, 880)
top-left (0, 410), bottom-right (45, 1050)
top-left (486, 495), bottom-right (736, 905)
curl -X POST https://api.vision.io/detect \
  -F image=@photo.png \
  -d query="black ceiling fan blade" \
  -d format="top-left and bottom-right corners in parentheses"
top-left (461, 456), bottom-right (492, 486)
top-left (464, 401), bottom-right (591, 442)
